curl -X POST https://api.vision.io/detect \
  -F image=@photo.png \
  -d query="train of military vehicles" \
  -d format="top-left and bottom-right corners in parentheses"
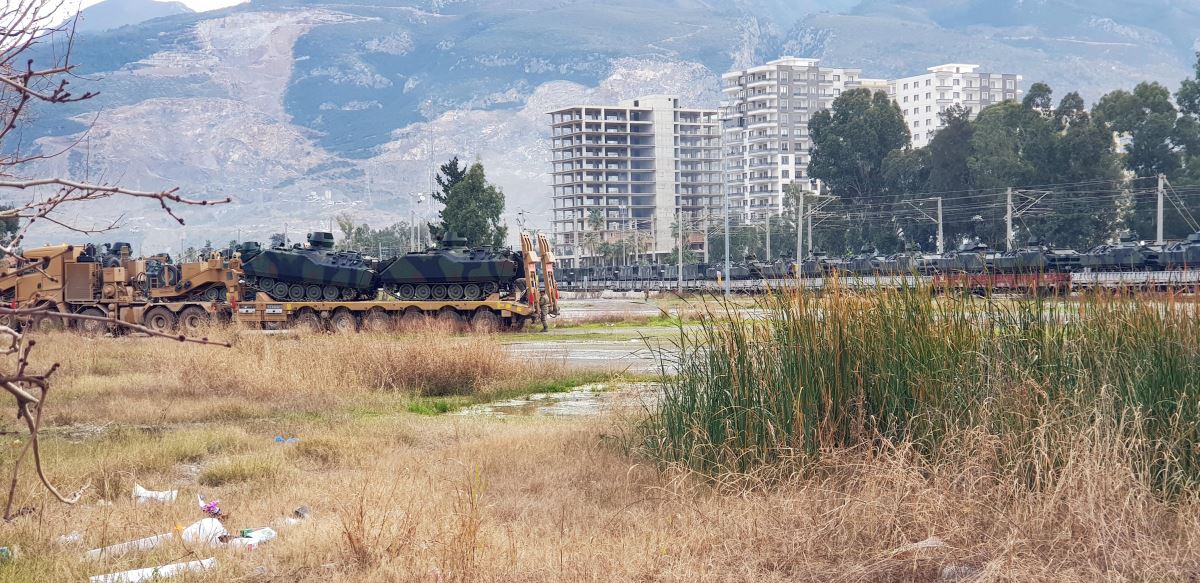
top-left (3, 226), bottom-right (1200, 335)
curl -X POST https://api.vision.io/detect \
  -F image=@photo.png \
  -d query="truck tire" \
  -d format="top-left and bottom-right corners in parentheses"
top-left (76, 307), bottom-right (109, 336)
top-left (362, 308), bottom-right (390, 332)
top-left (178, 306), bottom-right (210, 333)
top-left (329, 309), bottom-right (357, 334)
top-left (470, 309), bottom-right (500, 333)
top-left (144, 307), bottom-right (176, 332)
top-left (292, 309), bottom-right (323, 333)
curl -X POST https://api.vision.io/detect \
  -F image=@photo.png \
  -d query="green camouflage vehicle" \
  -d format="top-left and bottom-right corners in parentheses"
top-left (238, 232), bottom-right (376, 301)
top-left (376, 233), bottom-right (523, 301)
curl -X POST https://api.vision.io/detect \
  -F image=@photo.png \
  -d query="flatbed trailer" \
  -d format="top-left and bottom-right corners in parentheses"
top-left (233, 232), bottom-right (561, 332)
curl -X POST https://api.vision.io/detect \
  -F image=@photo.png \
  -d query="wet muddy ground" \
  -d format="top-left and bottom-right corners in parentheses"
top-left (455, 382), bottom-right (660, 418)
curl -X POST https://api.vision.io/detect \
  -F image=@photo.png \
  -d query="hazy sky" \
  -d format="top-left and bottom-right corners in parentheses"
top-left (75, 0), bottom-right (248, 12)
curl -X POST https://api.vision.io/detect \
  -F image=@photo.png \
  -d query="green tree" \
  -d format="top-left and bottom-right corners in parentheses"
top-left (808, 88), bottom-right (911, 203)
top-left (432, 156), bottom-right (467, 205)
top-left (434, 162), bottom-right (507, 248)
top-left (1094, 82), bottom-right (1182, 178)
top-left (1022, 82), bottom-right (1054, 110)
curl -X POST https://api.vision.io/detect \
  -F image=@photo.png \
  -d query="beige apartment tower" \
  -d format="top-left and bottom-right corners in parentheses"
top-left (548, 95), bottom-right (721, 268)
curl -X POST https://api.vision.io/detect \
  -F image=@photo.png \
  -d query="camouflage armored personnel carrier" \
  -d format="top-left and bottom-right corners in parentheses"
top-left (238, 232), bottom-right (376, 301)
top-left (1080, 232), bottom-right (1155, 271)
top-left (375, 232), bottom-right (522, 301)
top-left (1159, 230), bottom-right (1200, 269)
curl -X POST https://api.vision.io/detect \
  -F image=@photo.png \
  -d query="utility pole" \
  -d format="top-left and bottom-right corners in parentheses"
top-left (796, 189), bottom-right (804, 266)
top-left (724, 197), bottom-right (731, 297)
top-left (677, 208), bottom-right (683, 293)
top-left (764, 211), bottom-right (771, 261)
top-left (1157, 173), bottom-right (1165, 245)
top-left (1006, 187), bottom-right (1014, 252)
top-left (936, 196), bottom-right (944, 255)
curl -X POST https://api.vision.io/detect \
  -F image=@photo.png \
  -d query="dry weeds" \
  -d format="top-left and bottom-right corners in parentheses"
top-left (0, 329), bottom-right (1198, 581)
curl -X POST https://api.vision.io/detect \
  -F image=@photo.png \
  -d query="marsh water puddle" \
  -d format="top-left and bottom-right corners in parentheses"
top-left (456, 383), bottom-right (659, 418)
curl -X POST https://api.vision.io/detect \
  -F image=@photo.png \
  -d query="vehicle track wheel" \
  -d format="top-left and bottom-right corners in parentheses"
top-left (484, 282), bottom-right (499, 296)
top-left (435, 309), bottom-right (462, 332)
top-left (397, 284), bottom-right (415, 300)
top-left (363, 308), bottom-right (390, 332)
top-left (202, 287), bottom-right (221, 301)
top-left (288, 284), bottom-right (306, 301)
top-left (178, 306), bottom-right (210, 333)
top-left (329, 309), bottom-right (357, 333)
top-left (463, 283), bottom-right (482, 300)
top-left (340, 287), bottom-right (357, 301)
top-left (305, 285), bottom-right (323, 301)
top-left (77, 307), bottom-right (109, 336)
top-left (431, 285), bottom-right (448, 300)
top-left (144, 307), bottom-right (177, 333)
top-left (258, 277), bottom-right (275, 291)
top-left (414, 284), bottom-right (431, 300)
top-left (470, 309), bottom-right (500, 333)
top-left (322, 285), bottom-right (340, 301)
top-left (292, 309), bottom-right (323, 333)
top-left (448, 284), bottom-right (464, 300)
top-left (272, 282), bottom-right (290, 299)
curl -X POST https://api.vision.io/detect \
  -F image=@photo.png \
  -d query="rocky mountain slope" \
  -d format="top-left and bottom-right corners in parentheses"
top-left (14, 0), bottom-right (1199, 251)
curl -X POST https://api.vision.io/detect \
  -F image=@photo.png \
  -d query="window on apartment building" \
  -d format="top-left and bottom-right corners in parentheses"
top-left (781, 73), bottom-right (789, 82)
top-left (953, 92), bottom-right (960, 99)
top-left (782, 170), bottom-right (790, 179)
top-left (940, 92), bottom-right (946, 99)
top-left (926, 118), bottom-right (933, 127)
top-left (781, 142), bottom-right (789, 151)
top-left (903, 82), bottom-right (909, 90)
top-left (966, 80), bottom-right (974, 87)
top-left (781, 113), bottom-right (789, 123)
top-left (925, 79), bottom-right (931, 86)
top-left (903, 96), bottom-right (909, 102)
top-left (781, 86), bottom-right (789, 96)
top-left (1006, 92), bottom-right (1014, 99)
top-left (982, 92), bottom-right (989, 100)
top-left (833, 88), bottom-right (841, 95)
top-left (914, 120), bottom-right (920, 127)
top-left (833, 74), bottom-right (841, 81)
top-left (953, 79), bottom-right (960, 86)
top-left (1006, 79), bottom-right (1014, 89)
top-left (781, 155), bottom-right (789, 164)
top-left (925, 105), bottom-right (931, 112)
top-left (925, 92), bottom-right (931, 99)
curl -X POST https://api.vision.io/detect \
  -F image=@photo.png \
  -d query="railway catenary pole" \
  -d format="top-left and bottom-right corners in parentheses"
top-left (724, 195), bottom-right (731, 298)
top-left (1157, 173), bottom-right (1166, 245)
top-left (936, 196), bottom-right (944, 255)
top-left (677, 208), bottom-right (683, 294)
top-left (796, 188), bottom-right (804, 267)
top-left (765, 209), bottom-right (771, 261)
top-left (1006, 187), bottom-right (1013, 252)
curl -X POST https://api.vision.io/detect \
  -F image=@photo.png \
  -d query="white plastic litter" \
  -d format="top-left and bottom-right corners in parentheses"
top-left (132, 483), bottom-right (177, 504)
top-left (88, 557), bottom-right (215, 583)
top-left (226, 527), bottom-right (277, 551)
top-left (84, 532), bottom-right (172, 559)
top-left (57, 532), bottom-right (83, 545)
top-left (84, 518), bottom-right (226, 559)
top-left (181, 517), bottom-right (227, 546)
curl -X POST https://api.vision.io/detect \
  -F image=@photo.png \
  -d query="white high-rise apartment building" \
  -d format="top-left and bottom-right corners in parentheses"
top-left (720, 57), bottom-right (865, 221)
top-left (890, 64), bottom-right (1023, 147)
top-left (548, 95), bottom-right (721, 268)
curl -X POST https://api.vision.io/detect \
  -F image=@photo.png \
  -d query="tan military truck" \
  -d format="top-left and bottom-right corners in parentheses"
top-left (3, 243), bottom-right (241, 334)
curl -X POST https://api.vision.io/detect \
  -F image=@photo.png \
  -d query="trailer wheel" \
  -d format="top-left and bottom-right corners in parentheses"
top-left (329, 309), bottom-right (357, 333)
top-left (292, 309), bottom-right (324, 333)
top-left (362, 308), bottom-right (390, 332)
top-left (435, 309), bottom-right (463, 332)
top-left (144, 307), bottom-right (177, 332)
top-left (398, 308), bottom-right (427, 332)
top-left (470, 309), bottom-right (501, 333)
top-left (178, 306), bottom-right (211, 333)
top-left (32, 305), bottom-right (65, 333)
top-left (76, 307), bottom-right (109, 336)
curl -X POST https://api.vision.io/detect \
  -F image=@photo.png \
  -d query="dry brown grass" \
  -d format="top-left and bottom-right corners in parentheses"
top-left (2, 329), bottom-right (1199, 581)
top-left (30, 325), bottom-right (540, 426)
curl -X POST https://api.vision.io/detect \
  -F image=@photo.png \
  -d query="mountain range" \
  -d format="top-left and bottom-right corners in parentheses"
top-left (14, 0), bottom-right (1200, 252)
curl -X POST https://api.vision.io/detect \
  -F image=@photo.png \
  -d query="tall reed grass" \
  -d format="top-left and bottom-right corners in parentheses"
top-left (647, 286), bottom-right (1200, 490)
